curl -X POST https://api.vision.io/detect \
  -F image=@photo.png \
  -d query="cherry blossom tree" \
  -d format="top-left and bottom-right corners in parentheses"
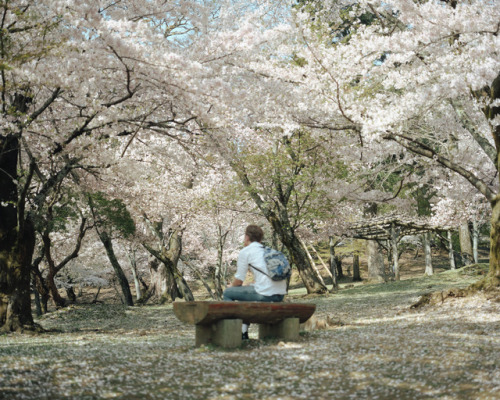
top-left (291, 0), bottom-right (500, 287)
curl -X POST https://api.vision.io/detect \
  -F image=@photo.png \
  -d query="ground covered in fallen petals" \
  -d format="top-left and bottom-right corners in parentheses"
top-left (1, 265), bottom-right (499, 400)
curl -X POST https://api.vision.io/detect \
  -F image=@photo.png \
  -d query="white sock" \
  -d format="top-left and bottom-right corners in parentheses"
top-left (242, 323), bottom-right (249, 333)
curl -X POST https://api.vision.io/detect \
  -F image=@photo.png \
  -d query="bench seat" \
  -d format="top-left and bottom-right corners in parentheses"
top-left (173, 301), bottom-right (316, 348)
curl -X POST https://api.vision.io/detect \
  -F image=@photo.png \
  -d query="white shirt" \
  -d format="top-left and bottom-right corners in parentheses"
top-left (235, 241), bottom-right (288, 296)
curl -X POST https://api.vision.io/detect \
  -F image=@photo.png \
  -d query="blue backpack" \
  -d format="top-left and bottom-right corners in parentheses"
top-left (249, 246), bottom-right (291, 281)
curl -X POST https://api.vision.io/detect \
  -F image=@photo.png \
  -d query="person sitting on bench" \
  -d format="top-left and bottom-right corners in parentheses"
top-left (223, 225), bottom-right (287, 339)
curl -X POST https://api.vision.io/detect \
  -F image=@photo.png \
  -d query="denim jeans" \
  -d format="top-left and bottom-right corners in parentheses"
top-left (223, 285), bottom-right (284, 302)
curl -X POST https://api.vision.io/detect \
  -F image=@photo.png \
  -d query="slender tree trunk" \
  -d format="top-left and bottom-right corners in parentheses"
top-left (32, 275), bottom-right (42, 317)
top-left (34, 272), bottom-right (49, 314)
top-left (45, 269), bottom-right (66, 308)
top-left (483, 198), bottom-right (500, 285)
top-left (0, 135), bottom-right (37, 332)
top-left (367, 240), bottom-right (385, 282)
top-left (98, 231), bottom-right (134, 306)
top-left (128, 250), bottom-right (142, 301)
top-left (459, 223), bottom-right (473, 266)
top-left (447, 230), bottom-right (456, 270)
top-left (213, 239), bottom-right (225, 300)
top-left (329, 236), bottom-right (338, 290)
top-left (424, 232), bottom-right (433, 276)
top-left (352, 255), bottom-right (361, 282)
top-left (391, 224), bottom-right (400, 281)
top-left (335, 256), bottom-right (344, 279)
top-left (472, 220), bottom-right (479, 263)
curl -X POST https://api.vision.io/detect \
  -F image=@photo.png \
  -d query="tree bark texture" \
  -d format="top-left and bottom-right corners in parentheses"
top-left (128, 250), bottom-right (142, 300)
top-left (98, 231), bottom-right (134, 306)
top-left (459, 223), bottom-right (473, 266)
top-left (353, 255), bottom-right (361, 282)
top-left (329, 237), bottom-right (338, 290)
top-left (472, 220), bottom-right (479, 264)
top-left (447, 230), bottom-right (456, 270)
top-left (391, 224), bottom-right (400, 281)
top-left (367, 240), bottom-right (385, 282)
top-left (485, 198), bottom-right (500, 286)
top-left (144, 231), bottom-right (194, 302)
top-left (0, 135), bottom-right (37, 332)
top-left (424, 232), bottom-right (433, 276)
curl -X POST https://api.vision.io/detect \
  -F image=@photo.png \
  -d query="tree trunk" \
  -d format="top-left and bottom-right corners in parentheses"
top-left (213, 240), bottom-right (225, 300)
top-left (66, 287), bottom-right (76, 304)
top-left (143, 231), bottom-right (194, 302)
top-left (335, 256), bottom-right (344, 279)
top-left (447, 230), bottom-right (456, 270)
top-left (147, 256), bottom-right (175, 303)
top-left (459, 223), bottom-right (473, 265)
top-left (424, 232), bottom-right (433, 276)
top-left (128, 250), bottom-right (142, 301)
top-left (483, 198), bottom-right (500, 286)
top-left (472, 220), bottom-right (479, 263)
top-left (329, 236), bottom-right (338, 290)
top-left (98, 231), bottom-right (134, 306)
top-left (31, 275), bottom-right (42, 317)
top-left (45, 269), bottom-right (66, 308)
top-left (367, 240), bottom-right (385, 282)
top-left (0, 134), bottom-right (37, 332)
top-left (353, 255), bottom-right (361, 282)
top-left (391, 224), bottom-right (400, 281)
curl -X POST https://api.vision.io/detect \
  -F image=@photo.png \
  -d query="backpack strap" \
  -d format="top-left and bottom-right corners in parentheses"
top-left (248, 263), bottom-right (271, 279)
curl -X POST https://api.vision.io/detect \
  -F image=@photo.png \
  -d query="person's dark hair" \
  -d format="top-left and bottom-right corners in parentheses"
top-left (245, 225), bottom-right (264, 243)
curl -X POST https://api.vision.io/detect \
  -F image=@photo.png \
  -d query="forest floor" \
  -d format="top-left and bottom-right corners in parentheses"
top-left (1, 264), bottom-right (499, 399)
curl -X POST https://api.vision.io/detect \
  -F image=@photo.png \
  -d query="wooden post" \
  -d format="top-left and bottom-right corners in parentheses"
top-left (472, 220), bottom-right (479, 264)
top-left (424, 232), bottom-right (433, 276)
top-left (447, 230), bottom-right (456, 270)
top-left (258, 318), bottom-right (300, 341)
top-left (352, 255), bottom-right (361, 281)
top-left (391, 224), bottom-right (400, 281)
top-left (195, 319), bottom-right (242, 348)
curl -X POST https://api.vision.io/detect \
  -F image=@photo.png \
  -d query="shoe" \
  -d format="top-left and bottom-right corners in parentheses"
top-left (242, 332), bottom-right (249, 340)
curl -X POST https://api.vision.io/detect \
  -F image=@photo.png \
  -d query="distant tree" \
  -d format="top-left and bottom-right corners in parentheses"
top-left (88, 193), bottom-right (135, 306)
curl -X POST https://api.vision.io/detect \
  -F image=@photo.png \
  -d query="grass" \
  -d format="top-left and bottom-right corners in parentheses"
top-left (0, 264), bottom-right (498, 400)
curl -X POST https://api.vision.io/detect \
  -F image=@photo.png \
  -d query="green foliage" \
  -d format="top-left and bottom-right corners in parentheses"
top-left (88, 192), bottom-right (136, 238)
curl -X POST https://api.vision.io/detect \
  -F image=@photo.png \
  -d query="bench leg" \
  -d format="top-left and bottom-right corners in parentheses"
top-left (195, 319), bottom-right (242, 348)
top-left (258, 318), bottom-right (300, 341)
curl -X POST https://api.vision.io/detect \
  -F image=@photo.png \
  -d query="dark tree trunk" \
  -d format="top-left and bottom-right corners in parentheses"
top-left (66, 287), bottom-right (76, 303)
top-left (335, 256), bottom-right (344, 279)
top-left (353, 255), bottom-right (362, 282)
top-left (143, 231), bottom-right (194, 302)
top-left (0, 135), bottom-right (37, 332)
top-left (98, 231), bottom-right (134, 306)
top-left (329, 236), bottom-right (338, 290)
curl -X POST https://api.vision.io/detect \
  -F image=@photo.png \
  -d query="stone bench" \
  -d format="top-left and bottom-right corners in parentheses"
top-left (173, 301), bottom-right (316, 348)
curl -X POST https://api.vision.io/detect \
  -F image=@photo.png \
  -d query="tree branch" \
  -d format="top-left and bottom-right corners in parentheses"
top-left (383, 131), bottom-right (496, 202)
